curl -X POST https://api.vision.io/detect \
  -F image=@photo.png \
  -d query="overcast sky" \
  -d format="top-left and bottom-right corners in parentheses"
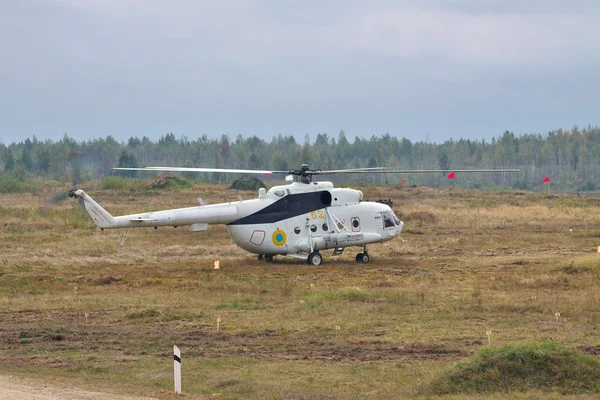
top-left (1, 0), bottom-right (599, 145)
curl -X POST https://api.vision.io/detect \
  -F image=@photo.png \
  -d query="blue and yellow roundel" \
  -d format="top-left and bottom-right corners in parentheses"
top-left (272, 229), bottom-right (287, 246)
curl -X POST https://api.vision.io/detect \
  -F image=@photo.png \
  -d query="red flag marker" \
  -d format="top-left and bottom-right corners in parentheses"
top-left (447, 172), bottom-right (455, 179)
top-left (543, 177), bottom-right (550, 183)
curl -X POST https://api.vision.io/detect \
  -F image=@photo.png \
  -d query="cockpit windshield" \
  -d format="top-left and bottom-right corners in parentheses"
top-left (382, 210), bottom-right (395, 228)
top-left (391, 211), bottom-right (401, 226)
top-left (382, 210), bottom-right (401, 228)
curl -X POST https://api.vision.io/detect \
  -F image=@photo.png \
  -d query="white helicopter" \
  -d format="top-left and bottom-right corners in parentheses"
top-left (69, 164), bottom-right (517, 265)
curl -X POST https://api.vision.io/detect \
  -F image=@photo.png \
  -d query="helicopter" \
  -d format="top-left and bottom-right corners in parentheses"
top-left (69, 164), bottom-right (518, 265)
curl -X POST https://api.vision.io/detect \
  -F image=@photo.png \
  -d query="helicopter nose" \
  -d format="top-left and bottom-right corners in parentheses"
top-left (393, 221), bottom-right (404, 237)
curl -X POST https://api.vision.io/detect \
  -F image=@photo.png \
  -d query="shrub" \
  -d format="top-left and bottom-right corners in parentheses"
top-left (428, 343), bottom-right (600, 395)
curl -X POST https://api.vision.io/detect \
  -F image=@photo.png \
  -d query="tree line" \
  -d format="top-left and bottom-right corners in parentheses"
top-left (1, 126), bottom-right (599, 191)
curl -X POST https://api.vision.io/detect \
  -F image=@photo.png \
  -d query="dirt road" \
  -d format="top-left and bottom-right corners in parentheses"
top-left (0, 375), bottom-right (157, 400)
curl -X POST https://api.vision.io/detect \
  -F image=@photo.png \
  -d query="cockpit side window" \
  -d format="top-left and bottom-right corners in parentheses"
top-left (382, 211), bottom-right (395, 228)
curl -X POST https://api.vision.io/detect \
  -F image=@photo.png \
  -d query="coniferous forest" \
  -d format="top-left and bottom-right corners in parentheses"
top-left (1, 125), bottom-right (599, 192)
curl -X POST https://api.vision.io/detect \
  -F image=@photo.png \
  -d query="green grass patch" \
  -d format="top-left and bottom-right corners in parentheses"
top-left (0, 174), bottom-right (42, 193)
top-left (428, 342), bottom-right (600, 395)
top-left (560, 263), bottom-right (591, 275)
top-left (216, 298), bottom-right (268, 310)
top-left (100, 176), bottom-right (142, 191)
top-left (126, 308), bottom-right (160, 319)
top-left (305, 288), bottom-right (376, 303)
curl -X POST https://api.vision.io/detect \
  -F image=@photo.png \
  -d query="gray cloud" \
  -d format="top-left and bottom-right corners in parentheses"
top-left (1, 0), bottom-right (598, 144)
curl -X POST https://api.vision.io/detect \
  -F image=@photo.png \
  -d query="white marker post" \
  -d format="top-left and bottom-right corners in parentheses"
top-left (174, 345), bottom-right (181, 395)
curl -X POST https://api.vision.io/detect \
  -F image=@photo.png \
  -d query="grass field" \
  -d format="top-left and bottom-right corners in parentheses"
top-left (2, 182), bottom-right (600, 399)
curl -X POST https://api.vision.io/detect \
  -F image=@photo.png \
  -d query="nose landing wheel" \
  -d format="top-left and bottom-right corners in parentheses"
top-left (356, 244), bottom-right (370, 263)
top-left (355, 252), bottom-right (370, 263)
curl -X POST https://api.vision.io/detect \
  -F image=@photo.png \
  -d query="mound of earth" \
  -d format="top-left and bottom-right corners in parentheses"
top-left (147, 175), bottom-right (192, 190)
top-left (428, 342), bottom-right (600, 395)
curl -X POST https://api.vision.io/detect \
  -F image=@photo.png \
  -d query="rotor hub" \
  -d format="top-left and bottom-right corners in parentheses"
top-left (288, 164), bottom-right (320, 183)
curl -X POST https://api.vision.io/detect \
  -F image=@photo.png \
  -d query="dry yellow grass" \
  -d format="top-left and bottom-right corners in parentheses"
top-left (1, 182), bottom-right (600, 398)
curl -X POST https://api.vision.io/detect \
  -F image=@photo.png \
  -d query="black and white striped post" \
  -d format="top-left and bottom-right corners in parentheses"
top-left (174, 345), bottom-right (181, 395)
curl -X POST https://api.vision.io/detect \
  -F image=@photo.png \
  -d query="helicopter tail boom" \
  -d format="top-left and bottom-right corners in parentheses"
top-left (70, 189), bottom-right (242, 230)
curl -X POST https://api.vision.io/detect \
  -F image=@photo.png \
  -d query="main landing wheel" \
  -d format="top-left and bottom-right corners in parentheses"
top-left (355, 253), bottom-right (370, 263)
top-left (264, 254), bottom-right (274, 262)
top-left (307, 252), bottom-right (323, 266)
top-left (257, 254), bottom-right (264, 261)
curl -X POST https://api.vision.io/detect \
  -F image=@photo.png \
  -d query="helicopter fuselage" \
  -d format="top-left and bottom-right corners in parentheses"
top-left (226, 182), bottom-right (403, 255)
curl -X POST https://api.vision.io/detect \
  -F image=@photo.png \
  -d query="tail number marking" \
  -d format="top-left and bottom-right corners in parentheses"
top-left (310, 210), bottom-right (325, 219)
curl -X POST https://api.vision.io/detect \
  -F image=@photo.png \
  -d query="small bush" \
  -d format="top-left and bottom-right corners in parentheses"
top-left (55, 326), bottom-right (70, 333)
top-left (428, 342), bottom-right (600, 395)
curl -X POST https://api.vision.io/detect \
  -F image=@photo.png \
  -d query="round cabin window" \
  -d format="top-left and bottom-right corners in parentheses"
top-left (294, 226), bottom-right (301, 234)
top-left (310, 224), bottom-right (317, 232)
top-left (322, 223), bottom-right (328, 231)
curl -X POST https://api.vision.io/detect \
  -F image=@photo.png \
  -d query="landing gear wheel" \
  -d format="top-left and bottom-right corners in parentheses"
top-left (356, 253), bottom-right (370, 263)
top-left (257, 254), bottom-right (264, 261)
top-left (264, 254), bottom-right (274, 262)
top-left (307, 252), bottom-right (323, 266)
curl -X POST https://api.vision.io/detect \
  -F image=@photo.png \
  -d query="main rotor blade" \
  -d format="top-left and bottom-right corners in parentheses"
top-left (112, 166), bottom-right (388, 175)
top-left (310, 167), bottom-right (387, 174)
top-left (312, 169), bottom-right (519, 174)
top-left (380, 169), bottom-right (520, 173)
top-left (112, 166), bottom-right (519, 176)
top-left (112, 167), bottom-right (287, 175)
